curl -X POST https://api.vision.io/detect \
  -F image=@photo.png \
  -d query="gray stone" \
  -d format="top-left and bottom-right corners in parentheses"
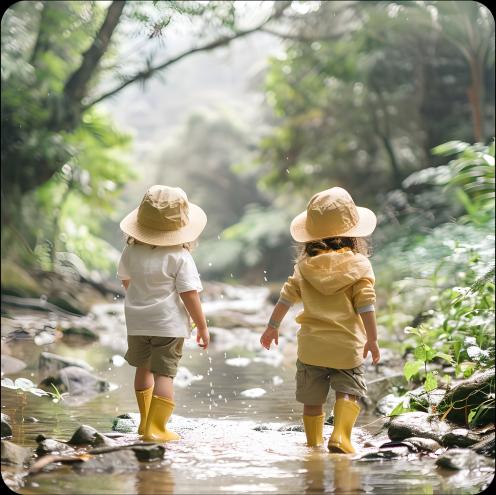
top-left (73, 449), bottom-right (139, 473)
top-left (366, 374), bottom-right (408, 405)
top-left (92, 433), bottom-right (118, 447)
top-left (436, 448), bottom-right (494, 471)
top-left (36, 438), bottom-right (76, 456)
top-left (359, 447), bottom-right (410, 460)
top-left (402, 437), bottom-right (442, 452)
top-left (1, 440), bottom-right (32, 466)
top-left (441, 428), bottom-right (481, 448)
top-left (376, 394), bottom-right (403, 416)
top-left (68, 425), bottom-right (99, 445)
top-left (112, 416), bottom-right (138, 433)
top-left (39, 351), bottom-right (92, 379)
top-left (278, 424), bottom-right (304, 432)
top-left (388, 412), bottom-right (452, 443)
top-left (1, 413), bottom-right (12, 438)
top-left (1, 355), bottom-right (26, 375)
top-left (472, 432), bottom-right (495, 457)
top-left (39, 366), bottom-right (109, 396)
top-left (131, 444), bottom-right (166, 462)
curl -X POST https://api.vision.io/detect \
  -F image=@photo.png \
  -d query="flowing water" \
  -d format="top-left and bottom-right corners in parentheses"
top-left (1, 294), bottom-right (493, 495)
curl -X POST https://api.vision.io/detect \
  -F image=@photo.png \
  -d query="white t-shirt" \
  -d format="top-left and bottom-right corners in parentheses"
top-left (117, 244), bottom-right (203, 337)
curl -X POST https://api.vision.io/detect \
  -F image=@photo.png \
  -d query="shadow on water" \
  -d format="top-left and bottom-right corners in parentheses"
top-left (1, 302), bottom-right (494, 494)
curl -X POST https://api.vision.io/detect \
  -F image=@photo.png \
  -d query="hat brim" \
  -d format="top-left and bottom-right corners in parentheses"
top-left (120, 203), bottom-right (207, 246)
top-left (290, 206), bottom-right (377, 243)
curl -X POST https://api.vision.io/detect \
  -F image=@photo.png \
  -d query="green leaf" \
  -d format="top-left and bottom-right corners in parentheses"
top-left (424, 372), bottom-right (438, 392)
top-left (467, 408), bottom-right (477, 424)
top-left (414, 346), bottom-right (427, 361)
top-left (435, 352), bottom-right (454, 363)
top-left (403, 360), bottom-right (424, 381)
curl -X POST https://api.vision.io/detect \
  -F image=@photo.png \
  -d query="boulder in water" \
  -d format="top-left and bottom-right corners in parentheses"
top-left (39, 366), bottom-right (110, 396)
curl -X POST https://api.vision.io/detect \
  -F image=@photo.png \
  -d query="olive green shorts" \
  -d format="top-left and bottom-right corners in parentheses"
top-left (124, 336), bottom-right (184, 377)
top-left (295, 359), bottom-right (367, 405)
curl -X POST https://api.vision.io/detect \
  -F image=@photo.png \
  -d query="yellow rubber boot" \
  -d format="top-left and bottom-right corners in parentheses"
top-left (143, 395), bottom-right (180, 442)
top-left (328, 399), bottom-right (360, 454)
top-left (135, 386), bottom-right (153, 436)
top-left (303, 414), bottom-right (325, 446)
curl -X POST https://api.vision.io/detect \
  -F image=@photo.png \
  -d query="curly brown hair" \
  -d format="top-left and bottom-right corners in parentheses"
top-left (297, 236), bottom-right (371, 261)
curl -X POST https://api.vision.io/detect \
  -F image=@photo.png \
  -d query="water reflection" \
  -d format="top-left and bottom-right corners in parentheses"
top-left (1, 303), bottom-right (494, 495)
top-left (135, 464), bottom-right (175, 495)
top-left (332, 456), bottom-right (363, 494)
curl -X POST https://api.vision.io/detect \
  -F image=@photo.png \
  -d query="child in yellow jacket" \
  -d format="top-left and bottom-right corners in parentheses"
top-left (260, 187), bottom-right (380, 453)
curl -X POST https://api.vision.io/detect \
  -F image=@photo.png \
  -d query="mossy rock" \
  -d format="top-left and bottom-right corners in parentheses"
top-left (0, 262), bottom-right (43, 298)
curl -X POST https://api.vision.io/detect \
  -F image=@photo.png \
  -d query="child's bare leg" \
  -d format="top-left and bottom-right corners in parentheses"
top-left (303, 404), bottom-right (324, 416)
top-left (135, 367), bottom-right (154, 390)
top-left (153, 374), bottom-right (174, 400)
top-left (336, 392), bottom-right (358, 402)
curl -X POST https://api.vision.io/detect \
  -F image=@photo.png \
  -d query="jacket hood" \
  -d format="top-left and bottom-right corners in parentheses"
top-left (297, 249), bottom-right (374, 295)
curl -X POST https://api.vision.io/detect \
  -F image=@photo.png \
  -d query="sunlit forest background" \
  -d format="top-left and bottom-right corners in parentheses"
top-left (1, 1), bottom-right (494, 413)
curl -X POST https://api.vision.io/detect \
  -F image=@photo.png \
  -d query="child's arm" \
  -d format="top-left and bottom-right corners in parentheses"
top-left (179, 290), bottom-right (209, 349)
top-left (260, 300), bottom-right (291, 350)
top-left (360, 311), bottom-right (381, 364)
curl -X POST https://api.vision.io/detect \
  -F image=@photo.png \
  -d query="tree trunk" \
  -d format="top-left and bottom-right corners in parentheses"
top-left (467, 54), bottom-right (485, 143)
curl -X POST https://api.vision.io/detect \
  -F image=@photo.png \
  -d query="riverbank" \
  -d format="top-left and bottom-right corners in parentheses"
top-left (1, 282), bottom-right (494, 494)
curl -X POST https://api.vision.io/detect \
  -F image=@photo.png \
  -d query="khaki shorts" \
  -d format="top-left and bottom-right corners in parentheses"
top-left (125, 336), bottom-right (184, 377)
top-left (295, 359), bottom-right (367, 405)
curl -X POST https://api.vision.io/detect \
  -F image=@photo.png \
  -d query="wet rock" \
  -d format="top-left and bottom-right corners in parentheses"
top-left (441, 428), bottom-right (481, 448)
top-left (112, 413), bottom-right (138, 433)
top-left (39, 366), bottom-right (110, 396)
top-left (364, 374), bottom-right (407, 406)
top-left (380, 437), bottom-right (441, 452)
top-left (68, 425), bottom-right (105, 446)
top-left (61, 326), bottom-right (98, 342)
top-left (1, 440), bottom-right (32, 466)
top-left (253, 425), bottom-right (270, 431)
top-left (1, 355), bottom-right (27, 375)
top-left (36, 438), bottom-right (75, 456)
top-left (401, 437), bottom-right (442, 453)
top-left (1, 413), bottom-right (12, 438)
top-left (24, 417), bottom-right (39, 423)
top-left (376, 394), bottom-right (403, 416)
top-left (278, 424), bottom-right (304, 432)
top-left (436, 448), bottom-right (494, 471)
top-left (93, 433), bottom-right (118, 447)
top-left (131, 444), bottom-right (166, 462)
top-left (438, 368), bottom-right (495, 426)
top-left (73, 449), bottom-right (139, 473)
top-left (388, 412), bottom-right (452, 443)
top-left (472, 432), bottom-right (495, 457)
top-left (39, 351), bottom-right (92, 378)
top-left (359, 446), bottom-right (410, 460)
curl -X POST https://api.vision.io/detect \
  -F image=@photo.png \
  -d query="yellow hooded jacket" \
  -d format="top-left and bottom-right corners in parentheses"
top-left (280, 248), bottom-right (376, 369)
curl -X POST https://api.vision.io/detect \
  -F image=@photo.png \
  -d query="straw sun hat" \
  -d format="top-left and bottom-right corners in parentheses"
top-left (290, 187), bottom-right (377, 243)
top-left (120, 185), bottom-right (207, 246)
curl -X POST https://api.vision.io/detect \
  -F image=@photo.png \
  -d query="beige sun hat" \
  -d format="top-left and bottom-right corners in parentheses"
top-left (120, 185), bottom-right (207, 246)
top-left (290, 187), bottom-right (376, 242)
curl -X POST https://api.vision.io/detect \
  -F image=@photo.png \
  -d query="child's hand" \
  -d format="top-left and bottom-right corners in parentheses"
top-left (260, 326), bottom-right (279, 350)
top-left (363, 340), bottom-right (381, 364)
top-left (197, 327), bottom-right (210, 350)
